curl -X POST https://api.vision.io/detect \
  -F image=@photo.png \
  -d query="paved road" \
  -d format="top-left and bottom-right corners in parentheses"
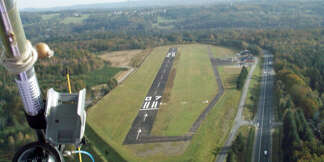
top-left (123, 48), bottom-right (177, 144)
top-left (252, 50), bottom-right (274, 162)
top-left (215, 56), bottom-right (258, 162)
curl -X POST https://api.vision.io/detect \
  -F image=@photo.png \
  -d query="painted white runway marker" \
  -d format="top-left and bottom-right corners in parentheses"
top-left (140, 108), bottom-right (159, 111)
top-left (143, 102), bottom-right (150, 109)
top-left (172, 52), bottom-right (176, 57)
top-left (144, 113), bottom-right (148, 122)
top-left (151, 101), bottom-right (158, 108)
top-left (136, 129), bottom-right (142, 140)
top-left (155, 96), bottom-right (162, 100)
top-left (145, 96), bottom-right (152, 101)
top-left (157, 82), bottom-right (161, 88)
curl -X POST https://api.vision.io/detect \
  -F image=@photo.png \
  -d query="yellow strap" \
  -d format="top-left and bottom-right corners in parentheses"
top-left (66, 73), bottom-right (72, 94)
top-left (66, 72), bottom-right (82, 162)
top-left (78, 147), bottom-right (82, 162)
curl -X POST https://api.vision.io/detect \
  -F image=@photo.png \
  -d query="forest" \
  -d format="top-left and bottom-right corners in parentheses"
top-left (0, 0), bottom-right (324, 161)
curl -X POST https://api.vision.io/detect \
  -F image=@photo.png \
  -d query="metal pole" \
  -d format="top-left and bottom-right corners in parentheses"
top-left (0, 0), bottom-right (44, 124)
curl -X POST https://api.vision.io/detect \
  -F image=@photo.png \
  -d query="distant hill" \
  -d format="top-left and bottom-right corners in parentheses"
top-left (21, 0), bottom-right (234, 12)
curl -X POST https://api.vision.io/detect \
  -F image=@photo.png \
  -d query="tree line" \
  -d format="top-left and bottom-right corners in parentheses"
top-left (236, 66), bottom-right (248, 90)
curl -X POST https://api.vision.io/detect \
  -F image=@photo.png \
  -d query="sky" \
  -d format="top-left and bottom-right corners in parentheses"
top-left (17, 0), bottom-right (127, 9)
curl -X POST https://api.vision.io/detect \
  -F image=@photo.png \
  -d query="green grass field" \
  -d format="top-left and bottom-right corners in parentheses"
top-left (62, 14), bottom-right (89, 24)
top-left (152, 16), bottom-right (175, 29)
top-left (81, 65), bottom-right (126, 87)
top-left (151, 44), bottom-right (219, 136)
top-left (41, 13), bottom-right (60, 20)
top-left (87, 44), bottom-right (242, 162)
top-left (209, 46), bottom-right (237, 58)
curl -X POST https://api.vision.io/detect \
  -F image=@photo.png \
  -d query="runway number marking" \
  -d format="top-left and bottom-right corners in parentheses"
top-left (166, 52), bottom-right (176, 58)
top-left (140, 96), bottom-right (162, 111)
top-left (145, 96), bottom-right (152, 101)
top-left (155, 96), bottom-right (162, 100)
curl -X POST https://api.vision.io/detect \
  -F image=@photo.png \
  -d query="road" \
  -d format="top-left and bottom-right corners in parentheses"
top-left (252, 50), bottom-right (274, 162)
top-left (123, 48), bottom-right (177, 144)
top-left (215, 56), bottom-right (258, 162)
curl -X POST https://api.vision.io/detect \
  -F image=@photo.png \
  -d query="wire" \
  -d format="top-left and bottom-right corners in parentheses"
top-left (78, 147), bottom-right (83, 162)
top-left (72, 150), bottom-right (95, 162)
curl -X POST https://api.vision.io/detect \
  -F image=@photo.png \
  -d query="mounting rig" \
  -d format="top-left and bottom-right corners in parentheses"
top-left (0, 0), bottom-right (90, 161)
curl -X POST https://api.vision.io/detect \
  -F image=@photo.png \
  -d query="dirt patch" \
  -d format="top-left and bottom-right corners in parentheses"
top-left (129, 49), bottom-right (153, 68)
top-left (99, 49), bottom-right (151, 67)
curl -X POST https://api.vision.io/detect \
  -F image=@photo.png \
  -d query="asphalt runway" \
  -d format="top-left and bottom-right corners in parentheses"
top-left (123, 46), bottom-right (225, 145)
top-left (123, 48), bottom-right (177, 144)
top-left (253, 50), bottom-right (274, 162)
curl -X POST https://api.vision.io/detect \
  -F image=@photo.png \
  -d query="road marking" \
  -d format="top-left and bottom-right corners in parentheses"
top-left (155, 96), bottom-right (162, 100)
top-left (258, 56), bottom-right (269, 162)
top-left (145, 96), bottom-right (152, 101)
top-left (157, 82), bottom-right (161, 87)
top-left (151, 101), bottom-right (159, 108)
top-left (139, 108), bottom-right (159, 111)
top-left (144, 113), bottom-right (148, 122)
top-left (143, 102), bottom-right (150, 109)
top-left (136, 129), bottom-right (142, 140)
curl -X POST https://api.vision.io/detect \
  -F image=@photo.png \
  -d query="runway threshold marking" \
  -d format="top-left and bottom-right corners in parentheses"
top-left (140, 108), bottom-right (159, 111)
top-left (140, 96), bottom-right (162, 111)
